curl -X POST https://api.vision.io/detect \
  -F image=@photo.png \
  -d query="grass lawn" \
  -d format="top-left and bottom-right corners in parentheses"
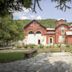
top-left (0, 46), bottom-right (72, 63)
top-left (37, 47), bottom-right (72, 53)
top-left (65, 47), bottom-right (72, 53)
top-left (37, 47), bottom-right (61, 53)
top-left (0, 52), bottom-right (25, 63)
top-left (0, 49), bottom-right (37, 63)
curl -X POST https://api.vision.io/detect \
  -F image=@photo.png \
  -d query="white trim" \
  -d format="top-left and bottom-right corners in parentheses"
top-left (46, 28), bottom-right (55, 30)
top-left (66, 31), bottom-right (72, 35)
top-left (47, 32), bottom-right (55, 34)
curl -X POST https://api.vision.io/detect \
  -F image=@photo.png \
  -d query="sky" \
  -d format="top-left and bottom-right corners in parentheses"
top-left (13, 0), bottom-right (72, 22)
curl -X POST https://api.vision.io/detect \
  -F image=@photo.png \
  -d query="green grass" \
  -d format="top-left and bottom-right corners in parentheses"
top-left (0, 45), bottom-right (72, 63)
top-left (0, 52), bottom-right (25, 63)
top-left (65, 47), bottom-right (72, 53)
top-left (38, 19), bottom-right (56, 28)
top-left (37, 46), bottom-right (72, 53)
top-left (37, 47), bottom-right (61, 53)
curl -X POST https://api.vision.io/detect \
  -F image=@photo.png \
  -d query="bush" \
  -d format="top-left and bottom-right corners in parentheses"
top-left (45, 45), bottom-right (50, 48)
top-left (16, 44), bottom-right (23, 48)
top-left (28, 44), bottom-right (36, 49)
top-left (15, 41), bottom-right (23, 48)
top-left (23, 44), bottom-right (36, 49)
top-left (54, 44), bottom-right (58, 48)
top-left (57, 44), bottom-right (61, 48)
top-left (23, 45), bottom-right (29, 49)
top-left (38, 44), bottom-right (44, 48)
top-left (66, 44), bottom-right (70, 48)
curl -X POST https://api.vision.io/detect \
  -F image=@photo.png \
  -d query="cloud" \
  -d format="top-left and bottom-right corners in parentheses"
top-left (36, 16), bottom-right (42, 20)
top-left (22, 7), bottom-right (31, 13)
top-left (30, 15), bottom-right (42, 20)
top-left (13, 11), bottom-right (29, 20)
top-left (30, 15), bottom-right (36, 19)
top-left (20, 16), bottom-right (28, 20)
top-left (13, 10), bottom-right (42, 20)
top-left (13, 7), bottom-right (31, 20)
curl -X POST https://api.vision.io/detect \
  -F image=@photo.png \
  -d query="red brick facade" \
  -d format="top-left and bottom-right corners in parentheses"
top-left (66, 36), bottom-right (72, 44)
top-left (24, 20), bottom-right (47, 36)
top-left (24, 19), bottom-right (72, 45)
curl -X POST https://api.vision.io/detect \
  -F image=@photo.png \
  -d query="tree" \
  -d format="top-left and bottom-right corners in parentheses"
top-left (0, 0), bottom-right (41, 46)
top-left (0, 16), bottom-right (24, 46)
top-left (0, 0), bottom-right (42, 17)
top-left (0, 0), bottom-right (72, 17)
top-left (52, 0), bottom-right (71, 11)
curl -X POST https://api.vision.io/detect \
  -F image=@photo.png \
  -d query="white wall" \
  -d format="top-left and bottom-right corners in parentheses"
top-left (58, 36), bottom-right (65, 43)
top-left (27, 34), bottom-right (35, 44)
top-left (24, 34), bottom-right (46, 45)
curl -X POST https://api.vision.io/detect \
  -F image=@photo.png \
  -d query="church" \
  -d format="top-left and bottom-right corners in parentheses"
top-left (23, 19), bottom-right (72, 45)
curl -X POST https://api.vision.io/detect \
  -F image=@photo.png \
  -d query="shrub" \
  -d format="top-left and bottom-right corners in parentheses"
top-left (54, 44), bottom-right (58, 48)
top-left (57, 44), bottom-right (61, 48)
top-left (23, 45), bottom-right (29, 49)
top-left (66, 44), bottom-right (70, 48)
top-left (16, 44), bottom-right (23, 48)
top-left (45, 45), bottom-right (50, 48)
top-left (23, 44), bottom-right (36, 49)
top-left (15, 41), bottom-right (23, 48)
top-left (28, 44), bottom-right (36, 49)
top-left (38, 44), bottom-right (44, 48)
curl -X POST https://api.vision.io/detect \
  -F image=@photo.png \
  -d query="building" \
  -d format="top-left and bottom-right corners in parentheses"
top-left (24, 19), bottom-right (72, 45)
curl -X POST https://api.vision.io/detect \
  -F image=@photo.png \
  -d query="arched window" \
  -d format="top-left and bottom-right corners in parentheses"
top-left (36, 31), bottom-right (41, 34)
top-left (61, 26), bottom-right (65, 35)
top-left (28, 31), bottom-right (34, 34)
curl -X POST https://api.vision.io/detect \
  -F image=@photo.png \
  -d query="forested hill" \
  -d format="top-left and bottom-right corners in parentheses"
top-left (14, 19), bottom-right (71, 28)
top-left (38, 19), bottom-right (56, 28)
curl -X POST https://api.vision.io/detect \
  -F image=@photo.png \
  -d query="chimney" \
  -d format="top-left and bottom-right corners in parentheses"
top-left (56, 19), bottom-right (66, 27)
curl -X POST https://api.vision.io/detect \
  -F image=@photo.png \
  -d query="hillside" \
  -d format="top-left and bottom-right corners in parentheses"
top-left (14, 19), bottom-right (71, 28)
top-left (38, 19), bottom-right (56, 28)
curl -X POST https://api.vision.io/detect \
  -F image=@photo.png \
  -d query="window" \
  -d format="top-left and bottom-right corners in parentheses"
top-left (49, 37), bottom-right (53, 44)
top-left (61, 27), bottom-right (65, 35)
top-left (50, 38), bottom-right (52, 43)
top-left (29, 31), bottom-right (34, 34)
top-left (61, 30), bottom-right (65, 35)
top-left (58, 36), bottom-right (65, 43)
top-left (36, 31), bottom-right (41, 34)
top-left (38, 39), bottom-right (40, 44)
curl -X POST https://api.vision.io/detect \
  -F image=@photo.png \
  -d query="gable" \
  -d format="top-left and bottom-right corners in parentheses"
top-left (24, 20), bottom-right (46, 29)
top-left (24, 20), bottom-right (47, 35)
top-left (55, 24), bottom-right (69, 30)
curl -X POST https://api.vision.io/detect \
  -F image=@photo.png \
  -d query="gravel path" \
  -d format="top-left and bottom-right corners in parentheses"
top-left (0, 52), bottom-right (72, 72)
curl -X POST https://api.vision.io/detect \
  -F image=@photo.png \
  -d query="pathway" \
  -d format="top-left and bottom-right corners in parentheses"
top-left (0, 52), bottom-right (72, 72)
